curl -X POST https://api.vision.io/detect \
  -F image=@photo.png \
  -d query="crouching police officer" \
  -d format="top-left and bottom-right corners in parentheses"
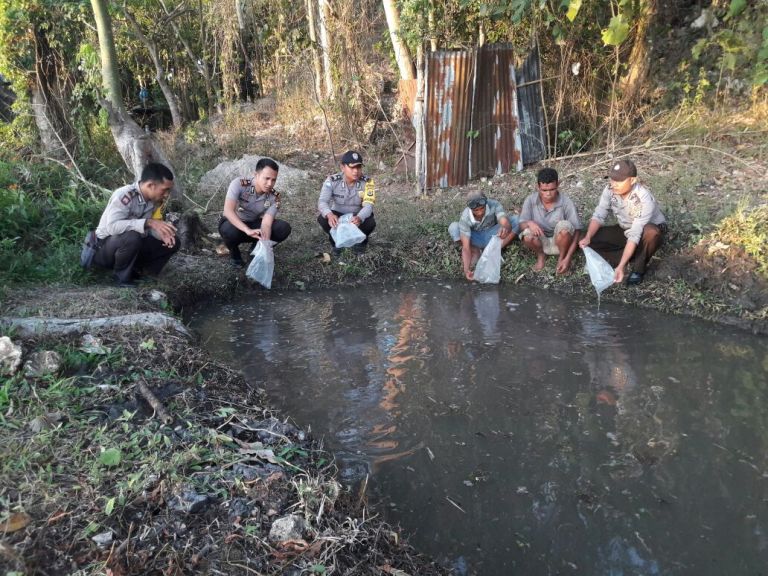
top-left (93, 163), bottom-right (179, 287)
top-left (219, 157), bottom-right (292, 267)
top-left (317, 150), bottom-right (376, 253)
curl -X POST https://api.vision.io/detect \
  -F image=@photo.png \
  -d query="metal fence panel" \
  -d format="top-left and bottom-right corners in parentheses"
top-left (515, 44), bottom-right (547, 165)
top-left (425, 51), bottom-right (475, 188)
top-left (425, 43), bottom-right (533, 189)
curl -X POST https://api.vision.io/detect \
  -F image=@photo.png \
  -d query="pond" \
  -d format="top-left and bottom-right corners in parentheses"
top-left (188, 281), bottom-right (768, 575)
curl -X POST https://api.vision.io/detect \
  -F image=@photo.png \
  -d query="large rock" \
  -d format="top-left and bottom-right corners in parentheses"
top-left (0, 336), bottom-right (22, 376)
top-left (268, 514), bottom-right (309, 542)
top-left (24, 350), bottom-right (62, 377)
top-left (198, 156), bottom-right (310, 198)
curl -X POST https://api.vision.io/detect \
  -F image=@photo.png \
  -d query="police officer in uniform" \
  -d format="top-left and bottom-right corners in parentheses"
top-left (579, 159), bottom-right (667, 286)
top-left (317, 150), bottom-right (376, 253)
top-left (219, 157), bottom-right (292, 267)
top-left (93, 162), bottom-right (179, 287)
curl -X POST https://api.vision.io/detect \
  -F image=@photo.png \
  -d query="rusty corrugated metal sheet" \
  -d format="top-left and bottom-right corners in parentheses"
top-left (516, 43), bottom-right (547, 164)
top-left (425, 44), bottom-right (525, 189)
top-left (470, 44), bottom-right (523, 179)
top-left (425, 50), bottom-right (474, 188)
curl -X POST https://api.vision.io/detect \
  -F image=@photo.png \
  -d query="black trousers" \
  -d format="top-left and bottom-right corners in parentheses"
top-left (316, 211), bottom-right (376, 247)
top-left (218, 217), bottom-right (292, 261)
top-left (94, 231), bottom-right (179, 283)
top-left (589, 223), bottom-right (666, 273)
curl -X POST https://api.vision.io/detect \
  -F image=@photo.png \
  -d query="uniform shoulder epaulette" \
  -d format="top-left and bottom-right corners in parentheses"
top-left (119, 186), bottom-right (139, 206)
top-left (239, 177), bottom-right (252, 187)
top-left (272, 190), bottom-right (281, 208)
top-left (329, 173), bottom-right (343, 182)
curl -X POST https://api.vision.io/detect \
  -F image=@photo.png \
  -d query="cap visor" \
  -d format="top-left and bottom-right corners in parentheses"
top-left (346, 162), bottom-right (363, 167)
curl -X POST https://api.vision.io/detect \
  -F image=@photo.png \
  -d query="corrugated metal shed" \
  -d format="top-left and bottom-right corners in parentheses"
top-left (423, 43), bottom-right (542, 189)
top-left (425, 51), bottom-right (475, 188)
top-left (470, 44), bottom-right (523, 180)
top-left (515, 44), bottom-right (547, 165)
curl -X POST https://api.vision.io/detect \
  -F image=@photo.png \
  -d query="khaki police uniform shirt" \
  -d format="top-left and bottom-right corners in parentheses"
top-left (96, 183), bottom-right (157, 240)
top-left (318, 173), bottom-right (375, 221)
top-left (226, 177), bottom-right (280, 222)
top-left (457, 198), bottom-right (507, 236)
top-left (591, 183), bottom-right (666, 245)
top-left (520, 192), bottom-right (581, 236)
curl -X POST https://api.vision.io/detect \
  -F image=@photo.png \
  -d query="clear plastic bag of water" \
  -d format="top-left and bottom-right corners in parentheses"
top-left (330, 213), bottom-right (366, 248)
top-left (582, 246), bottom-right (614, 296)
top-left (247, 239), bottom-right (276, 288)
top-left (474, 235), bottom-right (502, 284)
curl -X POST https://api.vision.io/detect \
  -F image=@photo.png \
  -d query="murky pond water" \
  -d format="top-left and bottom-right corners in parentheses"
top-left (188, 282), bottom-right (768, 575)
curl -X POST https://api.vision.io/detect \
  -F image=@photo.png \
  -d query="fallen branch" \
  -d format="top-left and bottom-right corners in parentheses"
top-left (1, 312), bottom-right (191, 338)
top-left (137, 380), bottom-right (173, 425)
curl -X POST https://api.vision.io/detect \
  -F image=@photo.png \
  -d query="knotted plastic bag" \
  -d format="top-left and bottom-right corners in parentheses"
top-left (330, 213), bottom-right (367, 248)
top-left (582, 246), bottom-right (614, 296)
top-left (247, 239), bottom-right (276, 289)
top-left (474, 235), bottom-right (503, 284)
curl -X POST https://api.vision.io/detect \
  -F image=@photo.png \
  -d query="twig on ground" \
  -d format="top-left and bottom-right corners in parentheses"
top-left (138, 380), bottom-right (174, 425)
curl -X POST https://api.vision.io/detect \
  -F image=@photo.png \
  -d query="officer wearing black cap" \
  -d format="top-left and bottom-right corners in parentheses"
top-left (317, 150), bottom-right (376, 252)
top-left (579, 159), bottom-right (666, 285)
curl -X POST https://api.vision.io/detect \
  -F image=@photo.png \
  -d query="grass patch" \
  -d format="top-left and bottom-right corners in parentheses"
top-left (710, 203), bottom-right (768, 278)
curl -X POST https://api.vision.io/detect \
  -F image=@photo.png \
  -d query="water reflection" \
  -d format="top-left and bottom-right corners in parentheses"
top-left (188, 282), bottom-right (768, 575)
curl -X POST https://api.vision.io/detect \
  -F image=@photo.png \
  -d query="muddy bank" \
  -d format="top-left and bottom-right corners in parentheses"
top-left (0, 325), bottom-right (449, 575)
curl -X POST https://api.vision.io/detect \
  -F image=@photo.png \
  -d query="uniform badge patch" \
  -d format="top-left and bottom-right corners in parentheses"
top-left (120, 195), bottom-right (131, 206)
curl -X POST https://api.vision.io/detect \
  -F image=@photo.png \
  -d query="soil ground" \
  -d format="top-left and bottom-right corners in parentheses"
top-left (1, 112), bottom-right (766, 575)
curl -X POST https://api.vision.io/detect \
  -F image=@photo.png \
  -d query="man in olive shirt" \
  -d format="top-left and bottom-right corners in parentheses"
top-left (519, 167), bottom-right (581, 274)
top-left (448, 191), bottom-right (519, 281)
top-left (579, 159), bottom-right (667, 285)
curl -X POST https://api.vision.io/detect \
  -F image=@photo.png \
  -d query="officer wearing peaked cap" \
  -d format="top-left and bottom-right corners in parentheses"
top-left (317, 150), bottom-right (377, 253)
top-left (93, 162), bottom-right (179, 287)
top-left (579, 159), bottom-right (667, 286)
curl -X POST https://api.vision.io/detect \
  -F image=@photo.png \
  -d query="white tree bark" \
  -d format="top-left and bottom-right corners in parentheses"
top-left (413, 43), bottom-right (425, 195)
top-left (318, 0), bottom-right (335, 98)
top-left (306, 0), bottom-right (324, 98)
top-left (382, 0), bottom-right (414, 81)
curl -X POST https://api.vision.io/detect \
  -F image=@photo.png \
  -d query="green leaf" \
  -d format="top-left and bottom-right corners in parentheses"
top-left (565, 0), bottom-right (581, 22)
top-left (601, 14), bottom-right (630, 46)
top-left (722, 52), bottom-right (737, 71)
top-left (99, 448), bottom-right (122, 467)
top-left (753, 70), bottom-right (768, 86)
top-left (139, 338), bottom-right (155, 350)
top-left (311, 565), bottom-right (327, 575)
top-left (691, 38), bottom-right (708, 60)
top-left (726, 0), bottom-right (747, 20)
top-left (104, 497), bottom-right (115, 516)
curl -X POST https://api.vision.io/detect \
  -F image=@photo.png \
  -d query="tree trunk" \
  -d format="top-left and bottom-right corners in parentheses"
top-left (89, 0), bottom-right (183, 201)
top-left (413, 43), bottom-right (425, 195)
top-left (382, 0), bottom-right (415, 81)
top-left (306, 0), bottom-right (324, 98)
top-left (91, 0), bottom-right (123, 112)
top-left (31, 26), bottom-right (77, 160)
top-left (318, 0), bottom-right (335, 98)
top-left (123, 6), bottom-right (183, 129)
top-left (428, 2), bottom-right (437, 52)
top-left (620, 0), bottom-right (656, 107)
